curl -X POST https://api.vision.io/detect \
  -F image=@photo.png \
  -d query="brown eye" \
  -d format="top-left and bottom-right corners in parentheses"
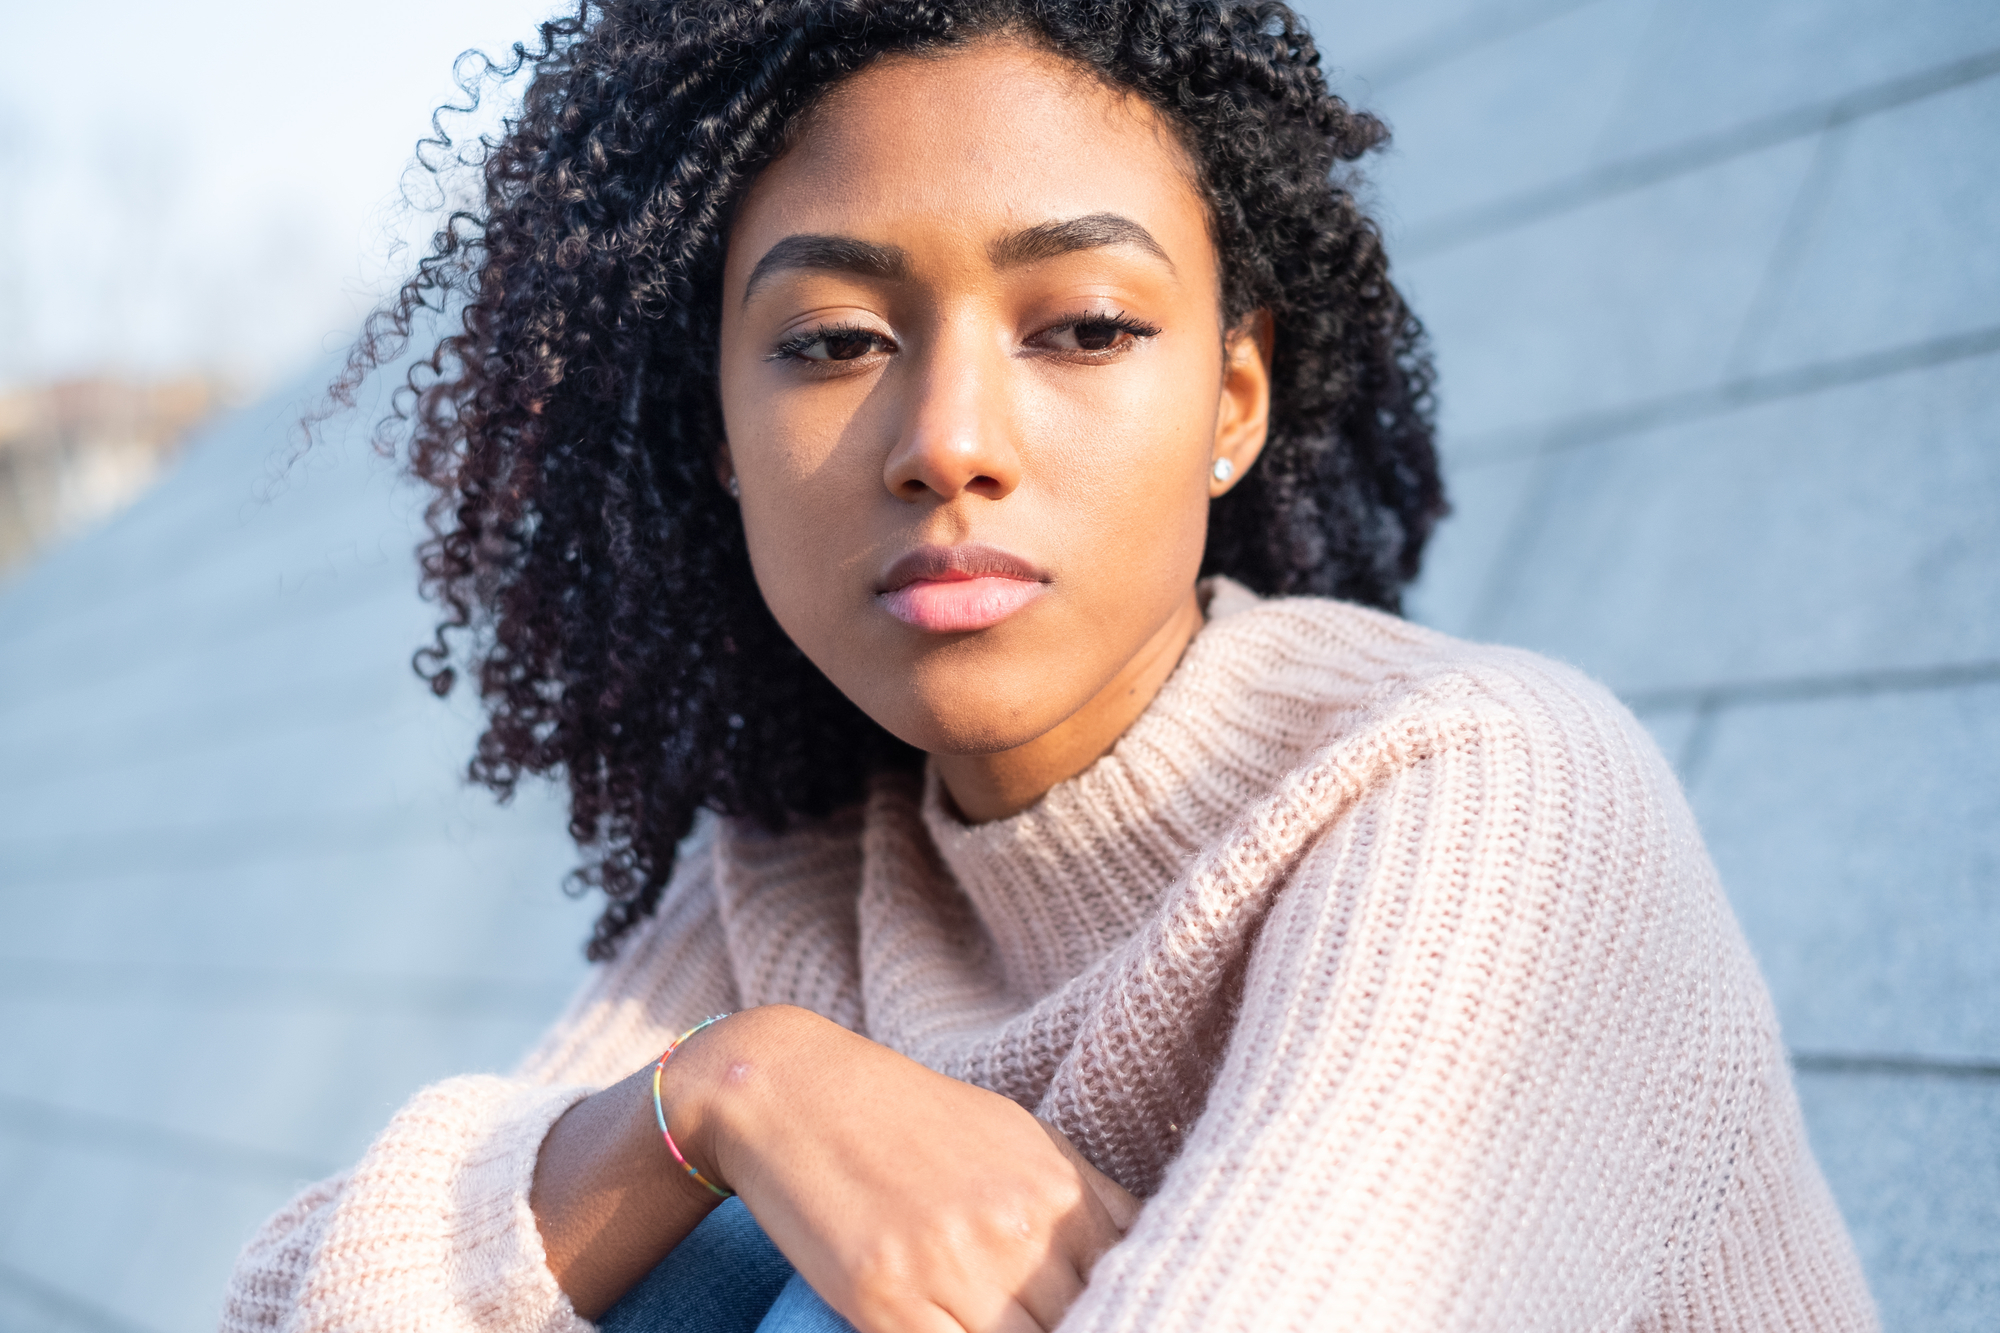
top-left (779, 327), bottom-right (894, 363)
top-left (1069, 320), bottom-right (1125, 352)
top-left (1031, 313), bottom-right (1159, 357)
top-left (820, 331), bottom-right (878, 361)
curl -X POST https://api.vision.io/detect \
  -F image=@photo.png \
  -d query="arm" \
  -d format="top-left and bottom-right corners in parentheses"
top-left (1057, 671), bottom-right (1820, 1331)
top-left (535, 1004), bottom-right (1139, 1327)
top-left (227, 814), bottom-right (1133, 1333)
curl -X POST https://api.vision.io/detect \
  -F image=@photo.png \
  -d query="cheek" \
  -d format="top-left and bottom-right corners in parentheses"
top-left (718, 359), bottom-right (886, 649)
top-left (1026, 338), bottom-right (1220, 554)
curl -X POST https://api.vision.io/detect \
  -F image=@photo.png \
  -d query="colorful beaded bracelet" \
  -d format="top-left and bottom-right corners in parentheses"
top-left (652, 1013), bottom-right (736, 1199)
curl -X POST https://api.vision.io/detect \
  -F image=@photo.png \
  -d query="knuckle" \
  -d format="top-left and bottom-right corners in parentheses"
top-left (848, 1237), bottom-right (916, 1292)
top-left (844, 1242), bottom-right (936, 1328)
top-left (1026, 1170), bottom-right (1086, 1217)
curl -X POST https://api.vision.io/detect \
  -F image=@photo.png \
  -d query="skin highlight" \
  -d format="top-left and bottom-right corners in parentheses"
top-left (531, 39), bottom-right (1268, 1329)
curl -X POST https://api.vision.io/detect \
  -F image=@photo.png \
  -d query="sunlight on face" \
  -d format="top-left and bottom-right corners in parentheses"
top-left (718, 39), bottom-right (1267, 770)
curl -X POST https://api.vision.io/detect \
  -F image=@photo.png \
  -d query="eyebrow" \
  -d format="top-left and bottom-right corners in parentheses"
top-left (742, 234), bottom-right (910, 304)
top-left (989, 213), bottom-right (1173, 271)
top-left (740, 212), bottom-right (1173, 304)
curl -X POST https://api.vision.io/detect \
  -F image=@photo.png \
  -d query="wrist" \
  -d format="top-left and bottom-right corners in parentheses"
top-left (652, 1015), bottom-right (736, 1200)
top-left (657, 1005), bottom-right (822, 1198)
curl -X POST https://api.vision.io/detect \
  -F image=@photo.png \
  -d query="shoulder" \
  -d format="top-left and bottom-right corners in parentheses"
top-left (1223, 590), bottom-right (1769, 1041)
top-left (1203, 579), bottom-right (1670, 792)
top-left (1220, 593), bottom-right (1749, 1016)
top-left (1202, 586), bottom-right (1731, 972)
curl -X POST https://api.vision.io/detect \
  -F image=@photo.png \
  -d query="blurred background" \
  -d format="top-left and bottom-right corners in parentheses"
top-left (0, 0), bottom-right (1993, 1328)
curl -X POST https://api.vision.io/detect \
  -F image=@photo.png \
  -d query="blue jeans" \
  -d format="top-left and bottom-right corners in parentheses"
top-left (596, 1198), bottom-right (858, 1333)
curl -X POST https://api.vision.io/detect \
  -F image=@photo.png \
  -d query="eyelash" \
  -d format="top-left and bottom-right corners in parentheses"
top-left (768, 312), bottom-right (1162, 364)
top-left (768, 322), bottom-right (889, 363)
top-left (1041, 310), bottom-right (1163, 355)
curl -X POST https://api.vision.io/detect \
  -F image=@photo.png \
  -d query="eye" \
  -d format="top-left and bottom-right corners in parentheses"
top-left (1031, 313), bottom-right (1161, 357)
top-left (773, 325), bottom-right (895, 364)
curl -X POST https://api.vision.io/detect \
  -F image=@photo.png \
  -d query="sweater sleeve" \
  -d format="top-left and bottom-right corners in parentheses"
top-left (220, 822), bottom-right (739, 1333)
top-left (1055, 660), bottom-right (1875, 1332)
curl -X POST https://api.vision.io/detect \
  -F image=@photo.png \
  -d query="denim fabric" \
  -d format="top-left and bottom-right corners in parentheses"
top-left (755, 1273), bottom-right (861, 1333)
top-left (596, 1199), bottom-right (792, 1333)
top-left (594, 1198), bottom-right (858, 1333)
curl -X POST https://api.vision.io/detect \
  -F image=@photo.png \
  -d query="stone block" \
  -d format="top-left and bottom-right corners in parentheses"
top-left (1693, 683), bottom-right (2000, 1061)
top-left (0, 990), bottom-right (565, 1173)
top-left (1591, 0), bottom-right (2000, 165)
top-left (0, 796), bottom-right (591, 983)
top-left (0, 1130), bottom-right (301, 1333)
top-left (1736, 76), bottom-right (2000, 375)
top-left (1402, 450), bottom-right (1541, 638)
top-left (1470, 354), bottom-right (2000, 691)
top-left (1333, 0), bottom-right (1654, 243)
top-left (0, 369), bottom-right (353, 620)
top-left (1290, 0), bottom-right (1498, 80)
top-left (1796, 1068), bottom-right (2000, 1333)
top-left (0, 1266), bottom-right (129, 1333)
top-left (1398, 135), bottom-right (1816, 444)
top-left (0, 459), bottom-right (426, 712)
top-left (0, 680), bottom-right (475, 843)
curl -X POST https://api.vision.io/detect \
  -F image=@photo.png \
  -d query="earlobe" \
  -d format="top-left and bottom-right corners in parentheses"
top-left (1210, 309), bottom-right (1274, 494)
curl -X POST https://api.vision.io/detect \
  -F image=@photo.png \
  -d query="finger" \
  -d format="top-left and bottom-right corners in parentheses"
top-left (941, 1293), bottom-right (1052, 1333)
top-left (1030, 1125), bottom-right (1130, 1291)
top-left (1072, 1155), bottom-right (1140, 1234)
top-left (1009, 1257), bottom-right (1086, 1333)
top-left (888, 1303), bottom-right (975, 1333)
top-left (1036, 1120), bottom-right (1141, 1234)
top-left (836, 1291), bottom-right (968, 1333)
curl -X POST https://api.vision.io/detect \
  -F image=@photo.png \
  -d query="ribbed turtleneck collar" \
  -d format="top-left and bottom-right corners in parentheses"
top-left (917, 578), bottom-right (1358, 1001)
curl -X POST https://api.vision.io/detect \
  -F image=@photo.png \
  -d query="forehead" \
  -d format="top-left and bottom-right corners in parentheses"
top-left (724, 39), bottom-right (1213, 280)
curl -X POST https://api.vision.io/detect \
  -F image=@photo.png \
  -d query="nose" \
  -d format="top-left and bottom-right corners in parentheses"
top-left (881, 324), bottom-right (1022, 503)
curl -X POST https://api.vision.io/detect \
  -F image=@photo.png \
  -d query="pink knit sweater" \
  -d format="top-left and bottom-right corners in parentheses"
top-left (222, 580), bottom-right (1876, 1331)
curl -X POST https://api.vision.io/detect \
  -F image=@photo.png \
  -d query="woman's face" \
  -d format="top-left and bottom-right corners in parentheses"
top-left (718, 39), bottom-right (1268, 793)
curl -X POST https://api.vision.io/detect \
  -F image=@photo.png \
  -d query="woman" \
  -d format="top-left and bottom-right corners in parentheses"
top-left (225, 0), bottom-right (1876, 1329)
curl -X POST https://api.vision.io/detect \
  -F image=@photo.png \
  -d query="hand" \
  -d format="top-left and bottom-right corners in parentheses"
top-left (671, 1005), bottom-right (1140, 1332)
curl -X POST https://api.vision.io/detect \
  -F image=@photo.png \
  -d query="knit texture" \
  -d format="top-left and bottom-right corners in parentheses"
top-left (222, 580), bottom-right (1876, 1331)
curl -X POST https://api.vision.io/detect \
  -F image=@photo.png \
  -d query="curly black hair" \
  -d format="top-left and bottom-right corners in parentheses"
top-left (343, 0), bottom-right (1445, 959)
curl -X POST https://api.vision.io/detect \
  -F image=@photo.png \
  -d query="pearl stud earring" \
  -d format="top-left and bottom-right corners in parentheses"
top-left (1211, 458), bottom-right (1235, 483)
top-left (727, 475), bottom-right (741, 499)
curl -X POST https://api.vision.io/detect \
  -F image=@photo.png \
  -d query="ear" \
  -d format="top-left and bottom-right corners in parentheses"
top-left (714, 442), bottom-right (739, 498)
top-left (1209, 309), bottom-right (1273, 496)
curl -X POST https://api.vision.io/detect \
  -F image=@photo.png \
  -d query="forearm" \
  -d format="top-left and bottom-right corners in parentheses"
top-left (530, 1006), bottom-right (833, 1320)
top-left (530, 1043), bottom-right (734, 1318)
top-left (532, 1004), bottom-right (1137, 1331)
top-left (227, 1076), bottom-right (600, 1333)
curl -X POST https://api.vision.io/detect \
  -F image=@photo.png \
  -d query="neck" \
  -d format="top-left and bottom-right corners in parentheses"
top-left (931, 585), bottom-right (1205, 824)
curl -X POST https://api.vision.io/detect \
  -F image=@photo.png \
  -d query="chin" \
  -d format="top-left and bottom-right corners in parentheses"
top-left (861, 681), bottom-right (1070, 758)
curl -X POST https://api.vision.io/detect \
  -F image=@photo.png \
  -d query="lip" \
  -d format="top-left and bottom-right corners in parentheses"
top-left (876, 544), bottom-right (1050, 634)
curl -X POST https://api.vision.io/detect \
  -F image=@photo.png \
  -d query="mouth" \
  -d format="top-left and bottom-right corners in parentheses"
top-left (876, 544), bottom-right (1050, 634)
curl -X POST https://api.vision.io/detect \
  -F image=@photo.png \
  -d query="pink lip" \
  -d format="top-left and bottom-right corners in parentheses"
top-left (877, 544), bottom-right (1050, 633)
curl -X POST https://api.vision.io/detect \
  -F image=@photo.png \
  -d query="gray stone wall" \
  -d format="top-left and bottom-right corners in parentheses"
top-left (0, 374), bottom-right (594, 1331)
